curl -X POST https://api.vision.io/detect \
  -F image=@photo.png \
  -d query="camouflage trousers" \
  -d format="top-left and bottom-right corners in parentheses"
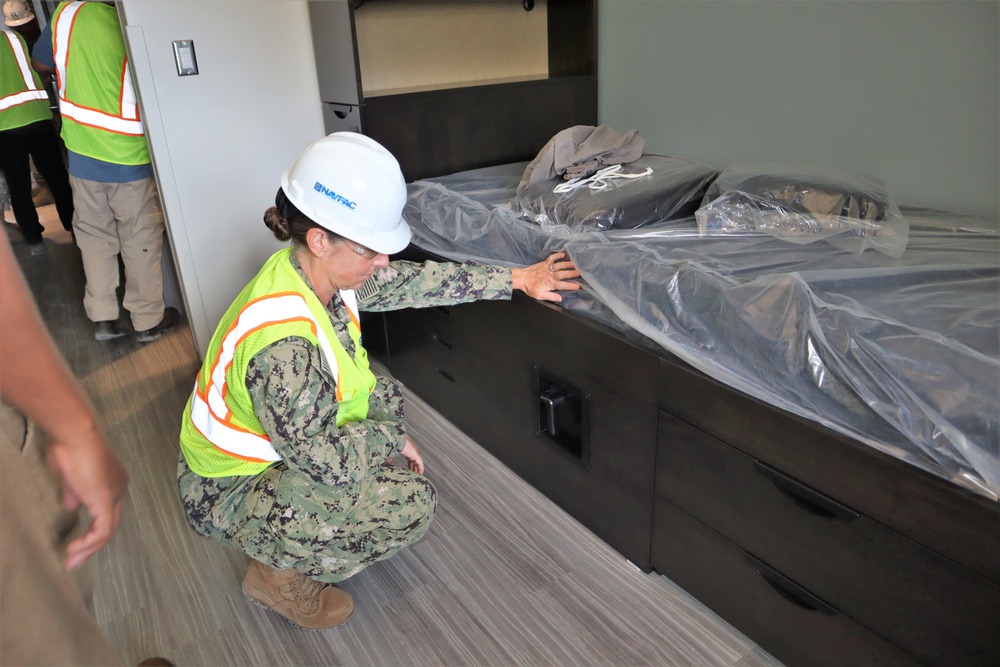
top-left (178, 460), bottom-right (436, 584)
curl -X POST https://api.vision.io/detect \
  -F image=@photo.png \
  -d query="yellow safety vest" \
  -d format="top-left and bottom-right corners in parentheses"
top-left (180, 248), bottom-right (377, 478)
top-left (51, 1), bottom-right (150, 165)
top-left (0, 31), bottom-right (50, 131)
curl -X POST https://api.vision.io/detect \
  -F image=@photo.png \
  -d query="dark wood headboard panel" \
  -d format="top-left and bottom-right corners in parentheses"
top-left (364, 75), bottom-right (597, 181)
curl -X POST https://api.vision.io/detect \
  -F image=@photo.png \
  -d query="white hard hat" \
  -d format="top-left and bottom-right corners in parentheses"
top-left (3, 0), bottom-right (34, 26)
top-left (280, 132), bottom-right (411, 255)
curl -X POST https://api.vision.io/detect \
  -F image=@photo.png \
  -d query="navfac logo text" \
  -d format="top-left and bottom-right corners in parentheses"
top-left (314, 182), bottom-right (357, 209)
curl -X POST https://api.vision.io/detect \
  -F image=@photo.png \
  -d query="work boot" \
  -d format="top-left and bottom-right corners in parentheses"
top-left (94, 320), bottom-right (129, 341)
top-left (134, 307), bottom-right (180, 343)
top-left (242, 559), bottom-right (354, 630)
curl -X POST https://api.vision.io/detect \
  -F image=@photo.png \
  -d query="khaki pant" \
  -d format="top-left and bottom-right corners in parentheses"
top-left (70, 175), bottom-right (166, 331)
top-left (0, 401), bottom-right (124, 666)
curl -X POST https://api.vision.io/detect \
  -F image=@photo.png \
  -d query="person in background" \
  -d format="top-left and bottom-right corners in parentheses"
top-left (0, 0), bottom-right (75, 256)
top-left (2, 0), bottom-right (40, 49)
top-left (31, 0), bottom-right (178, 343)
top-left (177, 132), bottom-right (581, 630)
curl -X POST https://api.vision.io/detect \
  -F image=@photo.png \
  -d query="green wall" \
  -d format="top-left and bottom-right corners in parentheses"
top-left (598, 0), bottom-right (999, 218)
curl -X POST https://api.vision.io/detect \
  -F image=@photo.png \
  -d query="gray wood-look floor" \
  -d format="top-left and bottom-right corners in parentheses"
top-left (8, 204), bottom-right (782, 667)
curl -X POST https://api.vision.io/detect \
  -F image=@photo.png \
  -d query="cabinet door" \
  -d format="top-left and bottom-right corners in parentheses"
top-left (385, 294), bottom-right (659, 569)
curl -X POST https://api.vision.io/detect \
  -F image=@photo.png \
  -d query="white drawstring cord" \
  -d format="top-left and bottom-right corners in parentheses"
top-left (553, 164), bottom-right (654, 194)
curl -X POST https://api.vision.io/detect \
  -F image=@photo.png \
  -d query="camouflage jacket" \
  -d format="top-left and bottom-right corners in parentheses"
top-left (178, 252), bottom-right (511, 501)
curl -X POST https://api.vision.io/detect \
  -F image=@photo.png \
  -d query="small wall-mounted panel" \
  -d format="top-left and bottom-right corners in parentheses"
top-left (171, 40), bottom-right (198, 76)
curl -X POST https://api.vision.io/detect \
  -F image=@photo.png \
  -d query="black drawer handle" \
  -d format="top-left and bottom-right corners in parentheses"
top-left (538, 387), bottom-right (566, 437)
top-left (435, 368), bottom-right (455, 383)
top-left (432, 334), bottom-right (452, 351)
top-left (754, 461), bottom-right (859, 521)
top-left (745, 552), bottom-right (838, 616)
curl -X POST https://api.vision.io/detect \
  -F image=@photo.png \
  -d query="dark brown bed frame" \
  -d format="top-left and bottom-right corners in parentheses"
top-left (345, 2), bottom-right (999, 665)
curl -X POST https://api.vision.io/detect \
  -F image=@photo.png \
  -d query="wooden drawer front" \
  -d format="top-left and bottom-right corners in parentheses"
top-left (384, 306), bottom-right (465, 411)
top-left (387, 305), bottom-right (455, 364)
top-left (656, 411), bottom-right (1000, 667)
top-left (658, 358), bottom-right (1000, 584)
top-left (651, 497), bottom-right (919, 667)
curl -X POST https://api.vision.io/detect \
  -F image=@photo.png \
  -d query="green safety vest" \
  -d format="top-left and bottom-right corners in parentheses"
top-left (180, 248), bottom-right (377, 478)
top-left (51, 1), bottom-right (150, 165)
top-left (0, 31), bottom-right (51, 131)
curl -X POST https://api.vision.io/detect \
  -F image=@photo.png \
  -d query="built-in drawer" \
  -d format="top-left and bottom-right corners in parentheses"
top-left (389, 303), bottom-right (457, 357)
top-left (384, 305), bottom-right (467, 411)
top-left (396, 304), bottom-right (454, 347)
top-left (658, 358), bottom-right (1000, 586)
top-left (655, 411), bottom-right (1000, 667)
top-left (651, 496), bottom-right (920, 667)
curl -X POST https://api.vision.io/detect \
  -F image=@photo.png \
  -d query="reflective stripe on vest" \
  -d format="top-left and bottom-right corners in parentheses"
top-left (0, 32), bottom-right (49, 112)
top-left (339, 291), bottom-right (362, 380)
top-left (53, 1), bottom-right (144, 136)
top-left (189, 293), bottom-right (339, 462)
top-left (187, 291), bottom-right (359, 462)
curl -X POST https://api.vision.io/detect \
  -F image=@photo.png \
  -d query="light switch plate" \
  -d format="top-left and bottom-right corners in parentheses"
top-left (172, 40), bottom-right (198, 76)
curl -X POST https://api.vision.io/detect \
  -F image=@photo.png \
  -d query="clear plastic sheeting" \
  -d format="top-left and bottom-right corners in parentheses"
top-left (696, 163), bottom-right (910, 258)
top-left (403, 165), bottom-right (1000, 501)
top-left (513, 154), bottom-right (718, 230)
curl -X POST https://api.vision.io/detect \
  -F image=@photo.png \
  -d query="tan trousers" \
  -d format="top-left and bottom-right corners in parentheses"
top-left (0, 401), bottom-right (124, 666)
top-left (70, 175), bottom-right (166, 331)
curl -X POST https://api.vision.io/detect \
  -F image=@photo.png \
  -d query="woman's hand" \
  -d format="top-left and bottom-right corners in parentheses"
top-left (400, 436), bottom-right (425, 474)
top-left (511, 252), bottom-right (582, 303)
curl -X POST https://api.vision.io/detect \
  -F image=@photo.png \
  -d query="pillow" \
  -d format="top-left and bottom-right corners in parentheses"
top-left (695, 163), bottom-right (908, 257)
top-left (512, 154), bottom-right (718, 231)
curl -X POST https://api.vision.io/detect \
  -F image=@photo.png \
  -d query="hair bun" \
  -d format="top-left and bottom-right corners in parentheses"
top-left (263, 206), bottom-right (292, 242)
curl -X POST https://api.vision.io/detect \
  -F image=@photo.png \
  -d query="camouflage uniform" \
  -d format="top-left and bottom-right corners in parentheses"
top-left (178, 253), bottom-right (511, 583)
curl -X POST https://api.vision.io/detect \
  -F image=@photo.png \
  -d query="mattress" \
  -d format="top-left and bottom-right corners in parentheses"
top-left (402, 162), bottom-right (1000, 501)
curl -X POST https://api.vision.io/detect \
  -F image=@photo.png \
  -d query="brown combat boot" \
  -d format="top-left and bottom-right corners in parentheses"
top-left (242, 559), bottom-right (354, 630)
